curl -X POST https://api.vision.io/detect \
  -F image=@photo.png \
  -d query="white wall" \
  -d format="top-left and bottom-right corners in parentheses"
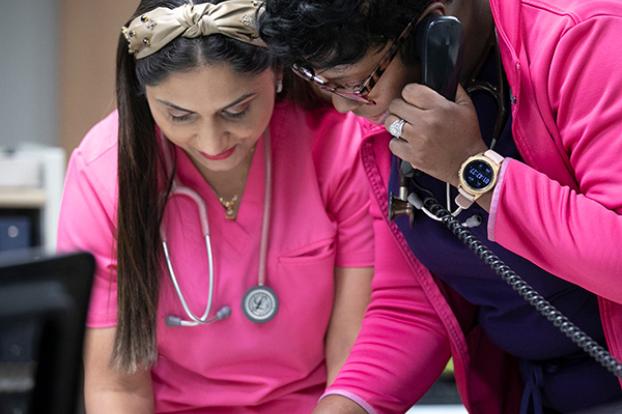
top-left (0, 1), bottom-right (58, 148)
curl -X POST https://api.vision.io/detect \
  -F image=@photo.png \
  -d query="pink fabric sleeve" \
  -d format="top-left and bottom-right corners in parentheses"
top-left (327, 153), bottom-right (374, 268)
top-left (323, 194), bottom-right (451, 413)
top-left (314, 114), bottom-right (374, 268)
top-left (57, 149), bottom-right (119, 327)
top-left (489, 16), bottom-right (622, 303)
top-left (487, 158), bottom-right (510, 238)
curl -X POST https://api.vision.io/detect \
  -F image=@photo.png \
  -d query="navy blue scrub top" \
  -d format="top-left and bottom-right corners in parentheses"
top-left (389, 50), bottom-right (621, 413)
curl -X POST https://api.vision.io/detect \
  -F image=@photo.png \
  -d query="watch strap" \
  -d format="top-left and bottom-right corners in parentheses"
top-left (484, 149), bottom-right (504, 165)
top-left (455, 190), bottom-right (475, 209)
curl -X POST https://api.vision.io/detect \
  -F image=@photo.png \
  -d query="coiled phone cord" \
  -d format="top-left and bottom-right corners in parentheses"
top-left (420, 196), bottom-right (622, 378)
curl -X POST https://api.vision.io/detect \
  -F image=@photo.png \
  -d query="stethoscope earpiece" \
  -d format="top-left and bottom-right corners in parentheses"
top-left (165, 315), bottom-right (184, 327)
top-left (166, 305), bottom-right (232, 327)
top-left (215, 305), bottom-right (232, 320)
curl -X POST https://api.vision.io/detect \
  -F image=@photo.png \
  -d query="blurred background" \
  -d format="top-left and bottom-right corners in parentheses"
top-left (1, 1), bottom-right (135, 153)
top-left (0, 4), bottom-right (136, 413)
top-left (0, 1), bottom-right (135, 254)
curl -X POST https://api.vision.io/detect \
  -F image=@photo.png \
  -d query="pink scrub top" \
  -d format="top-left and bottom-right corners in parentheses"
top-left (57, 101), bottom-right (374, 413)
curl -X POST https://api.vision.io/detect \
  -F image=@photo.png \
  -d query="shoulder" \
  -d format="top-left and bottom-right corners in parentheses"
top-left (71, 111), bottom-right (119, 169)
top-left (515, 0), bottom-right (622, 34)
top-left (65, 111), bottom-right (120, 207)
top-left (494, 0), bottom-right (622, 44)
top-left (272, 100), bottom-right (373, 161)
top-left (495, 0), bottom-right (622, 93)
top-left (270, 99), bottom-right (376, 195)
top-left (519, 0), bottom-right (622, 21)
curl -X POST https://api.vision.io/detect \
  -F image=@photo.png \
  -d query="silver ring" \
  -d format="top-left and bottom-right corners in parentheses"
top-left (388, 118), bottom-right (406, 138)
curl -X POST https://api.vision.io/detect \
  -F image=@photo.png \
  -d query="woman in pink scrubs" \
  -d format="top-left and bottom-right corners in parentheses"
top-left (56, 1), bottom-right (374, 412)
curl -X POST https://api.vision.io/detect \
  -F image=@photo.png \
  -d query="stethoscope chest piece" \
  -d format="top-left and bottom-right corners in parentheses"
top-left (242, 285), bottom-right (278, 323)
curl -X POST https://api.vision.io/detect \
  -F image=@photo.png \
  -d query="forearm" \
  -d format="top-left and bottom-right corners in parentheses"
top-left (83, 328), bottom-right (154, 414)
top-left (489, 159), bottom-right (622, 302)
top-left (325, 326), bottom-right (361, 386)
top-left (85, 388), bottom-right (154, 414)
top-left (325, 267), bottom-right (373, 385)
top-left (322, 226), bottom-right (450, 412)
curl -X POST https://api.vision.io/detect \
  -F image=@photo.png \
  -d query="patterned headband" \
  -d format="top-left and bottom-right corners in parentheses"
top-left (122, 0), bottom-right (266, 59)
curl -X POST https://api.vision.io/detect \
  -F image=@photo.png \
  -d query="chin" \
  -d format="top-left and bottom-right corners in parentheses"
top-left (202, 158), bottom-right (242, 173)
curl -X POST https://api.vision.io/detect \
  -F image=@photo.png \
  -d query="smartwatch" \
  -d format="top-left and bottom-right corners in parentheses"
top-left (455, 149), bottom-right (504, 209)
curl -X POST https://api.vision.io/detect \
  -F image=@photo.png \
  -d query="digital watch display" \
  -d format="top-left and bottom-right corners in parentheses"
top-left (464, 160), bottom-right (494, 190)
top-left (456, 150), bottom-right (504, 209)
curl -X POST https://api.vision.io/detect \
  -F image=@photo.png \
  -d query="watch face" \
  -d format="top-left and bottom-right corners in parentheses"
top-left (464, 160), bottom-right (494, 190)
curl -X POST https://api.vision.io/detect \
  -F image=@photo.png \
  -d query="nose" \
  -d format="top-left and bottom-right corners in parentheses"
top-left (331, 94), bottom-right (364, 114)
top-left (196, 120), bottom-right (228, 154)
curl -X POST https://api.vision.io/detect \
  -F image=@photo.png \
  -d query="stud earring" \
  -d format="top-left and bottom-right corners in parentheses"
top-left (276, 80), bottom-right (283, 94)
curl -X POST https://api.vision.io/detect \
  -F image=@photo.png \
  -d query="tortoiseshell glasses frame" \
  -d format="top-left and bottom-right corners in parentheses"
top-left (291, 19), bottom-right (416, 105)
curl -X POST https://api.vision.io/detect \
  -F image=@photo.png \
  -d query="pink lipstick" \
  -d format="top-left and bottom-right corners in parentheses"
top-left (200, 146), bottom-right (236, 161)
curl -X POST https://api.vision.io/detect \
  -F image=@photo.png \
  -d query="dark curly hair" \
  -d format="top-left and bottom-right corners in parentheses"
top-left (259, 0), bottom-right (440, 70)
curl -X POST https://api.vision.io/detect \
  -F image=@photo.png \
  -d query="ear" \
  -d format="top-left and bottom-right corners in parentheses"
top-left (421, 1), bottom-right (448, 18)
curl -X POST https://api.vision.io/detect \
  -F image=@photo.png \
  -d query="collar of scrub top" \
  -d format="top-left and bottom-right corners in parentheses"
top-left (159, 130), bottom-right (273, 326)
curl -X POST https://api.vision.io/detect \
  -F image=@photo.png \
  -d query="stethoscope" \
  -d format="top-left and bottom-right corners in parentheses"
top-left (160, 131), bottom-right (278, 327)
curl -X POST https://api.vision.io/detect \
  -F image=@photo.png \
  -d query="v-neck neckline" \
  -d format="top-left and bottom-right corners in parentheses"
top-left (173, 135), bottom-right (265, 234)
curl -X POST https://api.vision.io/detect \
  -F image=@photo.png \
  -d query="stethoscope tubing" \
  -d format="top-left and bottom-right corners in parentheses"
top-left (162, 232), bottom-right (214, 323)
top-left (159, 131), bottom-right (272, 326)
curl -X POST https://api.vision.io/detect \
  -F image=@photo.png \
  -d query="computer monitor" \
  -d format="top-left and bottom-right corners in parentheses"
top-left (0, 251), bottom-right (94, 414)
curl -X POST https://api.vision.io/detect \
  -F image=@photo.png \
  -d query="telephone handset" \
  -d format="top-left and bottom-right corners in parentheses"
top-left (388, 15), bottom-right (464, 220)
top-left (415, 15), bottom-right (463, 101)
top-left (389, 15), bottom-right (622, 378)
top-left (389, 14), bottom-right (463, 208)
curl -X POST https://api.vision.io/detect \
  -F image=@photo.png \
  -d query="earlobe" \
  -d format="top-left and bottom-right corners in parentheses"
top-left (423, 1), bottom-right (448, 18)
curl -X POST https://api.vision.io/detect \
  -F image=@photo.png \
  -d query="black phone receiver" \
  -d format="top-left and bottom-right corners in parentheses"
top-left (389, 15), bottom-right (465, 221)
top-left (415, 15), bottom-right (464, 102)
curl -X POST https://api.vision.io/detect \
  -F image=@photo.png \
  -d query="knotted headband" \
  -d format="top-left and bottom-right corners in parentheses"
top-left (122, 0), bottom-right (266, 59)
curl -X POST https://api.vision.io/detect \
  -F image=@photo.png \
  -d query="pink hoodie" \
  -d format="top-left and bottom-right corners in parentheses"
top-left (326, 0), bottom-right (622, 412)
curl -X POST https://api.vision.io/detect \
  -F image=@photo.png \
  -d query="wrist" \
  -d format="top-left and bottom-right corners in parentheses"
top-left (449, 142), bottom-right (488, 187)
top-left (455, 149), bottom-right (504, 209)
top-left (314, 395), bottom-right (367, 414)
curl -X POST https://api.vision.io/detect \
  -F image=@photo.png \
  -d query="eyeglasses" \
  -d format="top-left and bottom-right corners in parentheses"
top-left (291, 19), bottom-right (416, 105)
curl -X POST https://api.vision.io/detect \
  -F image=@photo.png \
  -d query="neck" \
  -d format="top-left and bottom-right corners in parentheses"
top-left (447, 0), bottom-right (495, 83)
top-left (197, 148), bottom-right (255, 201)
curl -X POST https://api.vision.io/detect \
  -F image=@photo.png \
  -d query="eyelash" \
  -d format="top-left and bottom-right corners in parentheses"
top-left (170, 113), bottom-right (193, 123)
top-left (222, 106), bottom-right (249, 120)
top-left (168, 105), bottom-right (250, 123)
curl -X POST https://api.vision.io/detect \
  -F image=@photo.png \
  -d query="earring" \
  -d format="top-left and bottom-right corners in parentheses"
top-left (276, 79), bottom-right (283, 94)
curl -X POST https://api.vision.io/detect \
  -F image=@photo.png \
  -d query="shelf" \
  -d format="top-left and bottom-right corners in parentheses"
top-left (0, 188), bottom-right (47, 208)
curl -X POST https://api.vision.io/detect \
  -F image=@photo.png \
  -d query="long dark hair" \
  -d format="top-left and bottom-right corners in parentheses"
top-left (114, 0), bottom-right (274, 372)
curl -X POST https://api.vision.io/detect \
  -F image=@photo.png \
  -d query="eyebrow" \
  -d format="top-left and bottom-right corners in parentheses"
top-left (320, 72), bottom-right (364, 87)
top-left (317, 66), bottom-right (354, 81)
top-left (156, 93), bottom-right (257, 113)
top-left (318, 44), bottom-right (390, 83)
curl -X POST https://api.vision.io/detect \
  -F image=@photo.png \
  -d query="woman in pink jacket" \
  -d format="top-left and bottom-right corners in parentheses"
top-left (260, 0), bottom-right (622, 412)
top-left (56, 0), bottom-right (375, 412)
